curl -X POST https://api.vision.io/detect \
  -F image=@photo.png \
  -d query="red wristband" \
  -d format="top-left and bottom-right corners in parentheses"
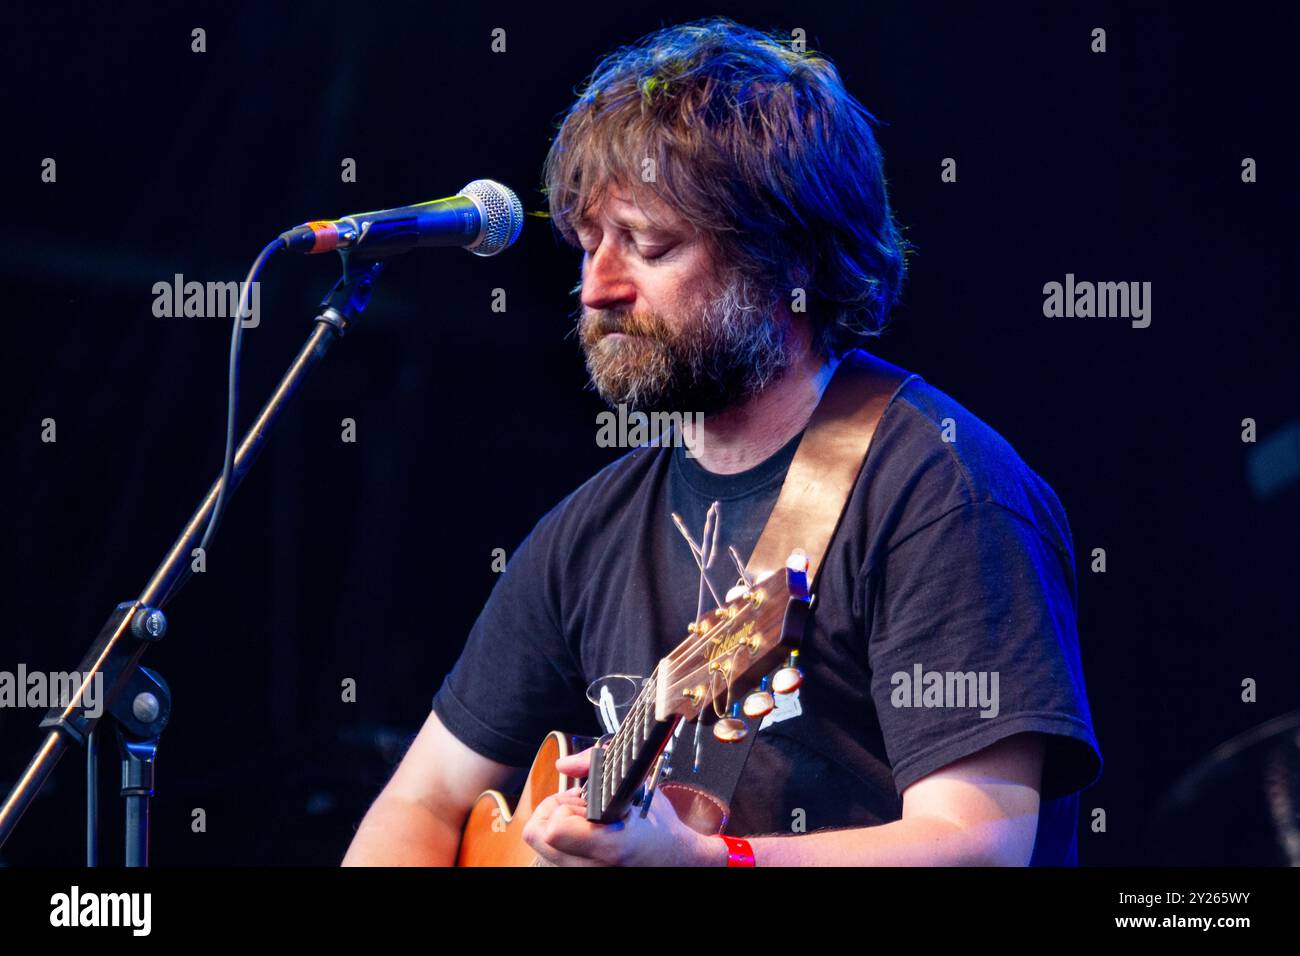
top-left (715, 834), bottom-right (755, 867)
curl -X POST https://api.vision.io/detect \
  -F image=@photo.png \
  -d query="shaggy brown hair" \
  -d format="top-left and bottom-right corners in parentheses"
top-left (543, 17), bottom-right (909, 354)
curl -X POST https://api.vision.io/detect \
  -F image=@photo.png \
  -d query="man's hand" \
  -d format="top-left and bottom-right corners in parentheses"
top-left (521, 747), bottom-right (725, 866)
top-left (523, 732), bottom-right (1046, 867)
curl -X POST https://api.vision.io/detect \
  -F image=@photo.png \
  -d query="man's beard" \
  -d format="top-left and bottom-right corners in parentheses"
top-left (577, 274), bottom-right (793, 416)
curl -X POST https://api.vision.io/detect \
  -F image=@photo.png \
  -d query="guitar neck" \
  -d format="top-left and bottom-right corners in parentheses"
top-left (583, 564), bottom-right (808, 824)
top-left (585, 672), bottom-right (679, 824)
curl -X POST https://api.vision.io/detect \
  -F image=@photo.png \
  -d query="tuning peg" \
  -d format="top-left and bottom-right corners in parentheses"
top-left (724, 583), bottom-right (749, 603)
top-left (742, 676), bottom-right (775, 718)
top-left (772, 650), bottom-right (803, 694)
top-left (713, 702), bottom-right (748, 743)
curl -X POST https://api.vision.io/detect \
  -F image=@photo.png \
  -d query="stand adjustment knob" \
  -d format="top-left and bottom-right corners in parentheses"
top-left (131, 607), bottom-right (167, 642)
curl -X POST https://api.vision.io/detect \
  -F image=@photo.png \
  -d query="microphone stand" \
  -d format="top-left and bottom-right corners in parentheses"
top-left (0, 254), bottom-right (386, 864)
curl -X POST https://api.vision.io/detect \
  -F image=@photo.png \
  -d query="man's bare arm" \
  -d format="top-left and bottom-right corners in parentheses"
top-left (342, 710), bottom-right (517, 866)
top-left (720, 733), bottom-right (1046, 866)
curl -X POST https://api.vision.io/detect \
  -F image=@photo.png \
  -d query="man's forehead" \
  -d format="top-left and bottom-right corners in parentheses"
top-left (577, 184), bottom-right (685, 230)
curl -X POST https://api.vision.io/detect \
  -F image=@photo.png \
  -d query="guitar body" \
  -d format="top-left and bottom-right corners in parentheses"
top-left (457, 556), bottom-right (810, 866)
top-left (456, 731), bottom-right (731, 866)
top-left (457, 731), bottom-right (583, 866)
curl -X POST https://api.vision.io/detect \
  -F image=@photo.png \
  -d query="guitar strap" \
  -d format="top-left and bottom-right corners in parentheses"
top-left (682, 348), bottom-right (915, 828)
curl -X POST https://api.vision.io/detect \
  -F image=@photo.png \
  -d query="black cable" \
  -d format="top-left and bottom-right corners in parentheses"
top-left (86, 727), bottom-right (97, 866)
top-left (159, 238), bottom-right (284, 608)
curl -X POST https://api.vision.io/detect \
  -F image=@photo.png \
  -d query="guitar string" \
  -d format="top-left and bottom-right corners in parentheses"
top-left (598, 509), bottom-right (779, 810)
top-left (602, 505), bottom-right (719, 810)
top-left (599, 592), bottom-right (762, 810)
top-left (601, 665), bottom-right (658, 808)
top-left (671, 509), bottom-right (725, 612)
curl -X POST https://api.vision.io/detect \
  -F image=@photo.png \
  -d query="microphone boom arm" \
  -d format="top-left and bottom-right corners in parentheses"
top-left (0, 257), bottom-right (387, 860)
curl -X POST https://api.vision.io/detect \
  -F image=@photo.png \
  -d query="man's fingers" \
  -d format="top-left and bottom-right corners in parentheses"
top-left (555, 745), bottom-right (596, 778)
top-left (544, 806), bottom-right (616, 863)
top-left (524, 799), bottom-right (610, 866)
top-left (555, 786), bottom-right (587, 809)
top-left (522, 794), bottom-right (558, 839)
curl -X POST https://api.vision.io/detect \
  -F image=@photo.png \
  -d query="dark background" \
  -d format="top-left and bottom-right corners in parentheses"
top-left (1, 0), bottom-right (1296, 866)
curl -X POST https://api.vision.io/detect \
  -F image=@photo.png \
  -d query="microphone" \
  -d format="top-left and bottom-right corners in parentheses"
top-left (279, 179), bottom-right (524, 258)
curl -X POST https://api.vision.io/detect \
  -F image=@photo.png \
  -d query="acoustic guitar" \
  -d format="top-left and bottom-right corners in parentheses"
top-left (456, 552), bottom-right (811, 866)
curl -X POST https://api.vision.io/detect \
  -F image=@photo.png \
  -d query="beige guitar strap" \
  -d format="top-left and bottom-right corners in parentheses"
top-left (745, 348), bottom-right (914, 588)
top-left (667, 349), bottom-right (914, 832)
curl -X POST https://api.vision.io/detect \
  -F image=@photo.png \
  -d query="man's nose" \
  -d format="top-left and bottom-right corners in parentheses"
top-left (580, 244), bottom-right (636, 311)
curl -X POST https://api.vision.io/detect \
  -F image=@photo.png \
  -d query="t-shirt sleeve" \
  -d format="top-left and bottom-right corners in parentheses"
top-left (431, 519), bottom-right (593, 767)
top-left (865, 500), bottom-right (1103, 800)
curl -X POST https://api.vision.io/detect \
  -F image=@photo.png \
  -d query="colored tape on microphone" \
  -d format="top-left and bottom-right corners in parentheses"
top-left (304, 221), bottom-right (340, 254)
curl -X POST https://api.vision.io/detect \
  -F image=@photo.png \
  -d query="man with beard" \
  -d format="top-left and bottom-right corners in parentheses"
top-left (343, 18), bottom-right (1101, 867)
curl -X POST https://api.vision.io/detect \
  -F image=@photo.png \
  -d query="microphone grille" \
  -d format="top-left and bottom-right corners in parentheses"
top-left (458, 180), bottom-right (525, 257)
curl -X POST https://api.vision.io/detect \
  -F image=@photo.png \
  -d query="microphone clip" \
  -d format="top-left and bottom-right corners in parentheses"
top-left (315, 253), bottom-right (385, 337)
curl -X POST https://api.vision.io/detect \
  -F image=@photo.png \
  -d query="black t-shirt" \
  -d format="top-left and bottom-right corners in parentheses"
top-left (433, 370), bottom-right (1103, 865)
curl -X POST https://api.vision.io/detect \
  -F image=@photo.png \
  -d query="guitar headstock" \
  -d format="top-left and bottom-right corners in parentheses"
top-left (583, 550), bottom-right (812, 823)
top-left (655, 550), bottom-right (812, 736)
